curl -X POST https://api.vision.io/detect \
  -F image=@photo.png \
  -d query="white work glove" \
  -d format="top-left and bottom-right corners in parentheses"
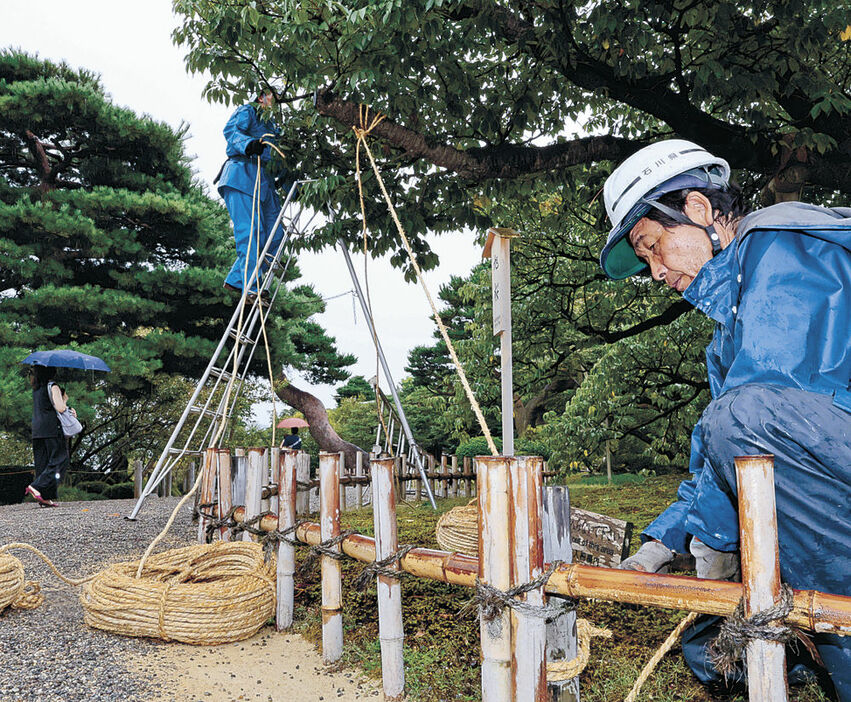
top-left (690, 538), bottom-right (741, 581)
top-left (619, 540), bottom-right (674, 573)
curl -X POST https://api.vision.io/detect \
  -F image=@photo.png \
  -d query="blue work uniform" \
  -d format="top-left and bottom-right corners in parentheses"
top-left (216, 103), bottom-right (286, 293)
top-left (643, 202), bottom-right (851, 697)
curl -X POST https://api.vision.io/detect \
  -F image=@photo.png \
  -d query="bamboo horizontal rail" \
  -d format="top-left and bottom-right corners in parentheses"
top-left (227, 507), bottom-right (851, 636)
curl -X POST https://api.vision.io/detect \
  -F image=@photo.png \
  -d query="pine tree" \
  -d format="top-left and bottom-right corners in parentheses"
top-left (0, 49), bottom-right (352, 470)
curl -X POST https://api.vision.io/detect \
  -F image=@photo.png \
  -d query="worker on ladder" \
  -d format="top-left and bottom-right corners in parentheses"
top-left (215, 85), bottom-right (293, 302)
top-left (600, 139), bottom-right (851, 698)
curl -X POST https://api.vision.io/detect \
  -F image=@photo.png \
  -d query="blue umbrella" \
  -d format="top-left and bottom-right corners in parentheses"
top-left (22, 349), bottom-right (111, 372)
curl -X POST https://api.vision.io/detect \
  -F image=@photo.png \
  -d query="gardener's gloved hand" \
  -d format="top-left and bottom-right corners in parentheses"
top-left (619, 539), bottom-right (674, 573)
top-left (245, 139), bottom-right (265, 157)
top-left (690, 538), bottom-right (741, 581)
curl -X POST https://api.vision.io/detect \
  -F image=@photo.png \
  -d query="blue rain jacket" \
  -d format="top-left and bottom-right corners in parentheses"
top-left (216, 103), bottom-right (281, 200)
top-left (642, 202), bottom-right (851, 698)
top-left (644, 201), bottom-right (851, 553)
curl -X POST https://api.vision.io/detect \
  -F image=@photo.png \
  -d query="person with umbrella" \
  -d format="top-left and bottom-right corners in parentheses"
top-left (25, 365), bottom-right (74, 507)
top-left (278, 417), bottom-right (308, 450)
top-left (22, 350), bottom-right (110, 507)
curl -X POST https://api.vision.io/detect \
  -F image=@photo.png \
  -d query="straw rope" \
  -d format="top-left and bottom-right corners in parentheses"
top-left (81, 541), bottom-right (276, 645)
top-left (0, 542), bottom-right (96, 612)
top-left (351, 109), bottom-right (498, 457)
top-left (546, 618), bottom-right (612, 682)
top-left (435, 502), bottom-right (478, 556)
top-left (624, 611), bottom-right (698, 701)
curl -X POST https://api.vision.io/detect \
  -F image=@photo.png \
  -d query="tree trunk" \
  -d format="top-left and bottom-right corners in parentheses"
top-left (274, 375), bottom-right (368, 469)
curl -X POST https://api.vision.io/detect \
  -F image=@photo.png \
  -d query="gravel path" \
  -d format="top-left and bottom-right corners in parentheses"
top-left (0, 497), bottom-right (202, 702)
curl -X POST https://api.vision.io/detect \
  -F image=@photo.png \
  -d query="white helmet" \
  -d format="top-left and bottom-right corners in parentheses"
top-left (600, 139), bottom-right (730, 279)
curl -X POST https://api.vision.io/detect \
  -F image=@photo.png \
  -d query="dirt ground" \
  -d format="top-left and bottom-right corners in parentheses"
top-left (137, 628), bottom-right (380, 702)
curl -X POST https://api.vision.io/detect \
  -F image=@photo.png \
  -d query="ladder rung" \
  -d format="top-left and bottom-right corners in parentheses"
top-left (209, 367), bottom-right (234, 382)
top-left (189, 405), bottom-right (222, 418)
top-left (168, 448), bottom-right (204, 456)
top-left (228, 329), bottom-right (255, 345)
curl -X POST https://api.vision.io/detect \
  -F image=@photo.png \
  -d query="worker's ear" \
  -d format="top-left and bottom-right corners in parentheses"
top-left (682, 191), bottom-right (714, 227)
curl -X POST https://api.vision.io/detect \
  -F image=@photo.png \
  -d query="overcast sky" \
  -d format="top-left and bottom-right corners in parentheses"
top-left (0, 0), bottom-right (483, 416)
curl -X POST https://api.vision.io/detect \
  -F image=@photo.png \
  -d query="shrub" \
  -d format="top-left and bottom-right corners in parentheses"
top-left (103, 482), bottom-right (135, 499)
top-left (75, 480), bottom-right (109, 494)
top-left (454, 436), bottom-right (550, 460)
top-left (0, 465), bottom-right (34, 505)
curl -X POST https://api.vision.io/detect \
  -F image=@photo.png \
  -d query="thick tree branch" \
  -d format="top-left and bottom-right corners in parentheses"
top-left (315, 88), bottom-right (635, 179)
top-left (274, 374), bottom-right (367, 468)
top-left (577, 299), bottom-right (693, 343)
top-left (23, 130), bottom-right (55, 194)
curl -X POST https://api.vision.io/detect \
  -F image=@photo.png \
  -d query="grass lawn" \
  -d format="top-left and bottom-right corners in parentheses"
top-left (290, 473), bottom-right (835, 702)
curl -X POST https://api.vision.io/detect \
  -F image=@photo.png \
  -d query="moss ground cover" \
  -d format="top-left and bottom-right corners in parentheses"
top-left (291, 474), bottom-right (834, 701)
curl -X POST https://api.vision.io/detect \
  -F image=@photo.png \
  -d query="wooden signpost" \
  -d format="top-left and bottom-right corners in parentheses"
top-left (569, 507), bottom-right (633, 568)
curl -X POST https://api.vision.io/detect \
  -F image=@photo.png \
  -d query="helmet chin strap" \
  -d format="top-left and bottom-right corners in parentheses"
top-left (641, 198), bottom-right (724, 256)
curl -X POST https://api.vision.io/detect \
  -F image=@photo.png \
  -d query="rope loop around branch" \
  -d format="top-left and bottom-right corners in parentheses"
top-left (709, 583), bottom-right (796, 678)
top-left (353, 543), bottom-right (416, 591)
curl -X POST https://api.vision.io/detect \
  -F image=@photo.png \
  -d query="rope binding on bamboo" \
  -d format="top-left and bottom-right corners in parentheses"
top-left (81, 541), bottom-right (276, 645)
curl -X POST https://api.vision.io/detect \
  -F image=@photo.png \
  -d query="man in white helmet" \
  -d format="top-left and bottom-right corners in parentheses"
top-left (601, 139), bottom-right (851, 698)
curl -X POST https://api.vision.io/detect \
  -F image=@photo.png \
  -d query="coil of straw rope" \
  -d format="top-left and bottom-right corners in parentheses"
top-left (0, 551), bottom-right (43, 611)
top-left (81, 541), bottom-right (276, 645)
top-left (435, 501), bottom-right (478, 557)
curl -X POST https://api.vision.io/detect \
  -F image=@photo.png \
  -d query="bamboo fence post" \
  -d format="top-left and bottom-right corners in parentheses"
top-left (736, 455), bottom-right (788, 701)
top-left (465, 457), bottom-right (474, 496)
top-left (216, 448), bottom-right (233, 542)
top-left (371, 457), bottom-right (405, 700)
top-left (133, 459), bottom-right (143, 500)
top-left (185, 459), bottom-right (196, 495)
top-left (243, 448), bottom-right (265, 543)
top-left (338, 451), bottom-right (346, 514)
top-left (544, 486), bottom-right (580, 702)
top-left (296, 451), bottom-right (310, 515)
top-left (478, 456), bottom-right (513, 702)
top-left (395, 455), bottom-right (404, 503)
top-left (428, 454), bottom-right (436, 498)
top-left (268, 447), bottom-right (280, 517)
top-left (165, 468), bottom-right (173, 498)
top-left (415, 452), bottom-right (423, 502)
top-left (231, 453), bottom-right (246, 508)
top-left (196, 448), bottom-right (217, 544)
top-left (355, 451), bottom-right (364, 510)
top-left (450, 455), bottom-right (458, 498)
top-left (440, 455), bottom-right (448, 499)
top-left (510, 456), bottom-right (548, 702)
top-left (320, 451), bottom-right (344, 663)
top-left (277, 449), bottom-right (298, 630)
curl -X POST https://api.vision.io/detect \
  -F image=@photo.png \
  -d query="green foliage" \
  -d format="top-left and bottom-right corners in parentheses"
top-left (73, 480), bottom-right (108, 494)
top-left (0, 49), bottom-right (353, 470)
top-left (0, 464), bottom-right (32, 505)
top-left (174, 0), bottom-right (851, 271)
top-left (455, 436), bottom-right (501, 458)
top-left (328, 396), bottom-right (378, 452)
top-left (102, 481), bottom-right (135, 499)
top-left (333, 374), bottom-right (373, 403)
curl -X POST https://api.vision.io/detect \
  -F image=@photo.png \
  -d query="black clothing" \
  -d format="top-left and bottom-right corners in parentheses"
top-left (31, 435), bottom-right (69, 500)
top-left (32, 384), bottom-right (61, 439)
top-left (282, 434), bottom-right (302, 450)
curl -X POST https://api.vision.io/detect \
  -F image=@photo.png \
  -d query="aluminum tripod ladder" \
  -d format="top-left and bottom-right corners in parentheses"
top-left (127, 182), bottom-right (316, 519)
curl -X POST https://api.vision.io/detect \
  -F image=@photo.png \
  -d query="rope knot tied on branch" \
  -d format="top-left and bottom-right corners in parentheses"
top-left (709, 583), bottom-right (796, 678)
top-left (353, 543), bottom-right (416, 591)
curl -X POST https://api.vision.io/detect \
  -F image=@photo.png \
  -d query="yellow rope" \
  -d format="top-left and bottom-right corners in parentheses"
top-left (546, 618), bottom-right (612, 682)
top-left (0, 543), bottom-right (97, 612)
top-left (351, 107), bottom-right (498, 456)
top-left (624, 611), bottom-right (699, 702)
top-left (84, 542), bottom-right (276, 645)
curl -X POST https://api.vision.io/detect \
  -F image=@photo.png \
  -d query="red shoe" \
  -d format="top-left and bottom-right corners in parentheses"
top-left (25, 485), bottom-right (58, 507)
